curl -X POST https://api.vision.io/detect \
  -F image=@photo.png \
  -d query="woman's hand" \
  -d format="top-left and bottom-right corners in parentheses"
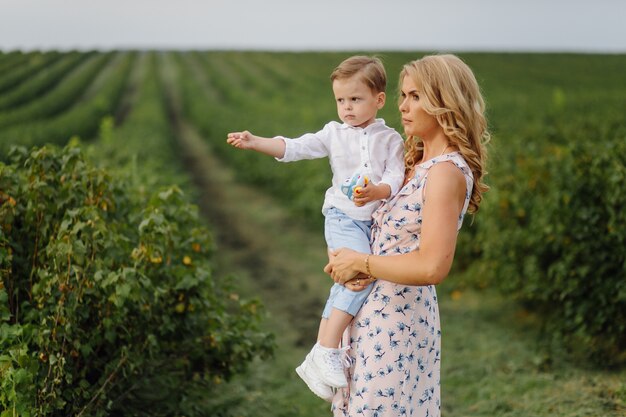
top-left (324, 248), bottom-right (367, 285)
top-left (344, 273), bottom-right (377, 291)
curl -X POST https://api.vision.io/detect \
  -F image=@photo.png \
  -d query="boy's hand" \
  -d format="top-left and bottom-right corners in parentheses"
top-left (226, 131), bottom-right (286, 159)
top-left (227, 131), bottom-right (255, 150)
top-left (353, 183), bottom-right (391, 207)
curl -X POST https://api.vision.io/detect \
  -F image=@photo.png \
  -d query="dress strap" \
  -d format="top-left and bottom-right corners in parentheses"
top-left (419, 152), bottom-right (474, 230)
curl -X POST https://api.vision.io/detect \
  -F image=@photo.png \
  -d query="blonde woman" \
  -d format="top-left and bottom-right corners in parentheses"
top-left (325, 54), bottom-right (489, 416)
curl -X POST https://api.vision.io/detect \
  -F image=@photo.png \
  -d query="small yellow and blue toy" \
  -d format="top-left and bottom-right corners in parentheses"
top-left (341, 173), bottom-right (369, 201)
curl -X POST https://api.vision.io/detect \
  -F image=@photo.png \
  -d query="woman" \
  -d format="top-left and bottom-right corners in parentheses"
top-left (324, 54), bottom-right (489, 416)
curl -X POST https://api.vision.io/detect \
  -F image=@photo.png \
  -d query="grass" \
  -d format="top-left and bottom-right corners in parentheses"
top-left (439, 286), bottom-right (625, 416)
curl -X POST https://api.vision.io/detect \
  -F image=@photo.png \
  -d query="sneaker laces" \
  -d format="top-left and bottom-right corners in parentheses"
top-left (325, 350), bottom-right (344, 372)
top-left (321, 345), bottom-right (350, 372)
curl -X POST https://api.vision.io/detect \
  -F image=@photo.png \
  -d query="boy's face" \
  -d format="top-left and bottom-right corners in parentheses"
top-left (332, 76), bottom-right (385, 128)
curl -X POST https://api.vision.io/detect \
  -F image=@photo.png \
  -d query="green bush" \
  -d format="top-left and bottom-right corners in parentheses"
top-left (479, 120), bottom-right (626, 366)
top-left (0, 144), bottom-right (273, 416)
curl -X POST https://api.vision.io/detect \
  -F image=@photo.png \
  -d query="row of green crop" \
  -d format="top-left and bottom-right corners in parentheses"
top-left (92, 51), bottom-right (273, 415)
top-left (471, 108), bottom-right (626, 365)
top-left (0, 52), bottom-right (132, 157)
top-left (0, 51), bottom-right (273, 416)
top-left (0, 53), bottom-right (112, 130)
top-left (0, 52), bottom-right (89, 111)
top-left (174, 51), bottom-right (626, 366)
top-left (0, 51), bottom-right (19, 68)
top-left (0, 52), bottom-right (34, 74)
top-left (0, 52), bottom-right (63, 95)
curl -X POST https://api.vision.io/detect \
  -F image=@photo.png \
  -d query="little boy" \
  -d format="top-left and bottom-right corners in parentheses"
top-left (227, 56), bottom-right (404, 401)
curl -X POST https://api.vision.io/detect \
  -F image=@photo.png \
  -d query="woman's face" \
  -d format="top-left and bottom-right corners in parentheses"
top-left (399, 75), bottom-right (440, 139)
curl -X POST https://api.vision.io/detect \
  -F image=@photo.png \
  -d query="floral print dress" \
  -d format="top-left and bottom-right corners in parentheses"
top-left (332, 152), bottom-right (473, 417)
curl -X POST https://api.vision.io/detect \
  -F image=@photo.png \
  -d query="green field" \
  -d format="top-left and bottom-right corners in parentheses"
top-left (1, 50), bottom-right (625, 416)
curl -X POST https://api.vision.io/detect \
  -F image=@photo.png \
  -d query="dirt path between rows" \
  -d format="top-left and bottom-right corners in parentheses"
top-left (156, 57), bottom-right (338, 414)
top-left (176, 120), bottom-right (329, 343)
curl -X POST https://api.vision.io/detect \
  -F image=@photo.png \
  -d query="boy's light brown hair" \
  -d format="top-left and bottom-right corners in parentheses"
top-left (330, 56), bottom-right (387, 94)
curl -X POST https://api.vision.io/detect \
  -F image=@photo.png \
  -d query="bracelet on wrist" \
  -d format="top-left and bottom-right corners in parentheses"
top-left (365, 254), bottom-right (373, 278)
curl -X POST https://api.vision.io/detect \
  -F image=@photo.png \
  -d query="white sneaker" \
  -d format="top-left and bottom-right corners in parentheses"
top-left (309, 343), bottom-right (348, 388)
top-left (295, 352), bottom-right (334, 402)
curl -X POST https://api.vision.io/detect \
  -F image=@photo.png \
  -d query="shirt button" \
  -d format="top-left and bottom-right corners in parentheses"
top-left (364, 163), bottom-right (368, 167)
top-left (362, 146), bottom-right (365, 150)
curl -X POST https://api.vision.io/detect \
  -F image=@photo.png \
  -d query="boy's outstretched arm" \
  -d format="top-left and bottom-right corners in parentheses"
top-left (227, 131), bottom-right (286, 159)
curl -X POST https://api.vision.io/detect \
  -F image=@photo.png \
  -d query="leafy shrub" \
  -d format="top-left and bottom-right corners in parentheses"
top-left (479, 120), bottom-right (626, 366)
top-left (0, 144), bottom-right (273, 416)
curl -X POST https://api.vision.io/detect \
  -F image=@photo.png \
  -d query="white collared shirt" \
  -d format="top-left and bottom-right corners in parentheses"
top-left (276, 118), bottom-right (405, 221)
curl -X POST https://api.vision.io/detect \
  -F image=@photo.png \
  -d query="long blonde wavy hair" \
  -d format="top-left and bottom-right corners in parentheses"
top-left (400, 54), bottom-right (490, 213)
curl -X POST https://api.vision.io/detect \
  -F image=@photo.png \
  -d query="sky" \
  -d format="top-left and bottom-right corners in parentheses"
top-left (1, 0), bottom-right (625, 53)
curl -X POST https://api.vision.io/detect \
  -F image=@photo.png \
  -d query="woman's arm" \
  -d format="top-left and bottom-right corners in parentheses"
top-left (325, 162), bottom-right (467, 286)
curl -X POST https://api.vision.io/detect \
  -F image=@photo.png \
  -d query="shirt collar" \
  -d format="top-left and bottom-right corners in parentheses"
top-left (339, 118), bottom-right (386, 131)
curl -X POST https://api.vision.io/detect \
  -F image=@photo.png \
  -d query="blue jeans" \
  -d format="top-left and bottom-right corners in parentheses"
top-left (322, 207), bottom-right (374, 318)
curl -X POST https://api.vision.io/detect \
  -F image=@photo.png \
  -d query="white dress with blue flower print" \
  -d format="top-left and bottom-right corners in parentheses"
top-left (332, 152), bottom-right (473, 417)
